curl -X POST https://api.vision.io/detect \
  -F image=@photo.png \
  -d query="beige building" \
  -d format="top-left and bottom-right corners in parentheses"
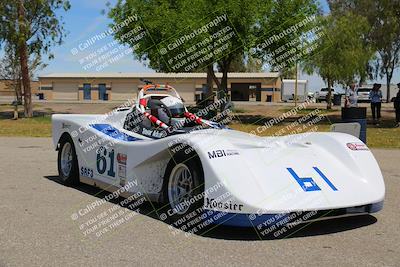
top-left (37, 72), bottom-right (282, 102)
top-left (0, 79), bottom-right (39, 99)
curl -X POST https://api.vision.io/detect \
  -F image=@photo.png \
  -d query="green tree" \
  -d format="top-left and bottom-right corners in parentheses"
top-left (108, 0), bottom-right (319, 104)
top-left (0, 0), bottom-right (70, 117)
top-left (109, 0), bottom-right (267, 104)
top-left (0, 44), bottom-right (23, 106)
top-left (0, 43), bottom-right (46, 119)
top-left (252, 0), bottom-right (320, 73)
top-left (303, 14), bottom-right (373, 109)
top-left (227, 54), bottom-right (263, 72)
top-left (329, 0), bottom-right (400, 102)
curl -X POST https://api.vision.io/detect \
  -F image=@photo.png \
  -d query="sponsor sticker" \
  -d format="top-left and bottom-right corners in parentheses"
top-left (117, 153), bottom-right (127, 164)
top-left (207, 149), bottom-right (239, 159)
top-left (117, 153), bottom-right (127, 186)
top-left (62, 122), bottom-right (71, 129)
top-left (118, 164), bottom-right (126, 178)
top-left (142, 128), bottom-right (166, 138)
top-left (80, 166), bottom-right (94, 178)
top-left (205, 197), bottom-right (243, 211)
top-left (346, 142), bottom-right (369, 151)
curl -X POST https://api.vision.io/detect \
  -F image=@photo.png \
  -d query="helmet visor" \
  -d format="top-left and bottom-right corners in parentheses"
top-left (169, 108), bottom-right (185, 118)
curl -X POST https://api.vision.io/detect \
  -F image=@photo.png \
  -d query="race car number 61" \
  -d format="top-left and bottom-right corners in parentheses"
top-left (97, 147), bottom-right (116, 177)
top-left (287, 167), bottom-right (338, 192)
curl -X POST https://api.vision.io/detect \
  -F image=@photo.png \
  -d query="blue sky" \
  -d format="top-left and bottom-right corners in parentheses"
top-left (37, 0), bottom-right (399, 91)
top-left (40, 0), bottom-right (149, 74)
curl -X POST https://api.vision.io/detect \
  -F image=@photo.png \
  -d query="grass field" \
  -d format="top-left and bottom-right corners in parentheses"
top-left (230, 123), bottom-right (400, 149)
top-left (279, 107), bottom-right (338, 115)
top-left (0, 116), bottom-right (52, 137)
top-left (0, 115), bottom-right (399, 148)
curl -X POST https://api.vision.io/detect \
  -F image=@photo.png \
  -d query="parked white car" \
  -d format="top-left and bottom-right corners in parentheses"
top-left (315, 88), bottom-right (335, 102)
top-left (357, 87), bottom-right (372, 102)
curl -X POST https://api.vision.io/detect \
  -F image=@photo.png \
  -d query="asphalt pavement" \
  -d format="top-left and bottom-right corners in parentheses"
top-left (0, 137), bottom-right (399, 267)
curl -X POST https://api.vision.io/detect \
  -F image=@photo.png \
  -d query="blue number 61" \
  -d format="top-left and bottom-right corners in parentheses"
top-left (287, 167), bottom-right (338, 192)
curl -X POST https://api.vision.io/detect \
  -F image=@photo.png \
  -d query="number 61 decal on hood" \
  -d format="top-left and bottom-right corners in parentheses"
top-left (287, 167), bottom-right (338, 192)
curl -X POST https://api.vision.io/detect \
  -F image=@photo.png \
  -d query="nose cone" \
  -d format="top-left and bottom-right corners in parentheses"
top-left (200, 131), bottom-right (385, 214)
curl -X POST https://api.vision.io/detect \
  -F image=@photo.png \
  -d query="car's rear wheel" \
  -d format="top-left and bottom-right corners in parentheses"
top-left (57, 135), bottom-right (79, 185)
top-left (162, 150), bottom-right (204, 225)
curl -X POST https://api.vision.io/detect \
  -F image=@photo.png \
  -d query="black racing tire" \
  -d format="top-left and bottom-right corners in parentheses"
top-left (160, 149), bottom-right (205, 228)
top-left (57, 134), bottom-right (80, 186)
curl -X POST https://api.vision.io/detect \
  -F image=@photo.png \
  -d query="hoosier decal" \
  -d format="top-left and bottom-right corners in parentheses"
top-left (205, 197), bottom-right (243, 211)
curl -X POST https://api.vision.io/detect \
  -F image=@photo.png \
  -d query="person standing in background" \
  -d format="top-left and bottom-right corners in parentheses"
top-left (345, 83), bottom-right (358, 108)
top-left (394, 84), bottom-right (400, 127)
top-left (369, 83), bottom-right (383, 125)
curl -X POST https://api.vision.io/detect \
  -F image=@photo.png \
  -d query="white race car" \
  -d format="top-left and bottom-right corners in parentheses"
top-left (52, 83), bottom-right (385, 227)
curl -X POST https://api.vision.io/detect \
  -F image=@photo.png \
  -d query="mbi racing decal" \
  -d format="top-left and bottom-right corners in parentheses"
top-left (207, 149), bottom-right (239, 159)
top-left (117, 153), bottom-right (127, 186)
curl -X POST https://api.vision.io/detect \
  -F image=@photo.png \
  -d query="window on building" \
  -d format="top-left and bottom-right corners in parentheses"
top-left (98, 84), bottom-right (107, 100)
top-left (83, 83), bottom-right (91, 100)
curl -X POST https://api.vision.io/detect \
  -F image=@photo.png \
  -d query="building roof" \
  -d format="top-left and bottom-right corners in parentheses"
top-left (282, 79), bottom-right (308, 83)
top-left (39, 72), bottom-right (280, 79)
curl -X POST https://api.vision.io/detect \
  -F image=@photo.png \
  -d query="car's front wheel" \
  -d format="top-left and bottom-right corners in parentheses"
top-left (162, 151), bottom-right (204, 224)
top-left (57, 135), bottom-right (79, 185)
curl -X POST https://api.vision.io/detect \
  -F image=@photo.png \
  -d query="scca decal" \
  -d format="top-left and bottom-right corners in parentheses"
top-left (208, 149), bottom-right (239, 159)
top-left (80, 167), bottom-right (93, 178)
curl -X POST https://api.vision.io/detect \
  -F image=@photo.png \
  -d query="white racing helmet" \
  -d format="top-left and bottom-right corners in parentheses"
top-left (158, 96), bottom-right (186, 128)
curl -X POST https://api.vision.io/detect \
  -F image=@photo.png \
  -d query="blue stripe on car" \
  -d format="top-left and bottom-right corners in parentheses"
top-left (91, 124), bottom-right (142, 142)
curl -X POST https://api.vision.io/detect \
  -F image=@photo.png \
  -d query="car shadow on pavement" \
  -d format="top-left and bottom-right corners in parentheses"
top-left (45, 175), bottom-right (378, 241)
top-left (199, 215), bottom-right (377, 240)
